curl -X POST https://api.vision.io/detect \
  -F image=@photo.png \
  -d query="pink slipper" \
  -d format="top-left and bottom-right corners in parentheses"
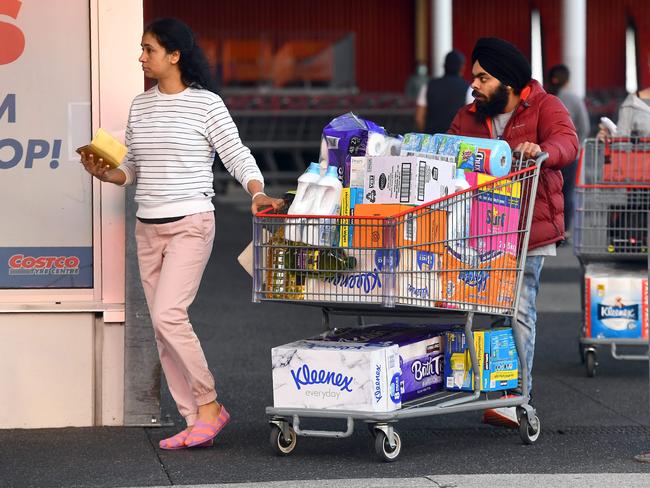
top-left (159, 429), bottom-right (213, 450)
top-left (184, 405), bottom-right (230, 447)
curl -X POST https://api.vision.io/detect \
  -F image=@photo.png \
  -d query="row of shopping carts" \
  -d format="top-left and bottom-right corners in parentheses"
top-left (574, 138), bottom-right (650, 376)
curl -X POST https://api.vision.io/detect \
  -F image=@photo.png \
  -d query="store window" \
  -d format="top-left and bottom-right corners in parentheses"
top-left (0, 0), bottom-right (93, 288)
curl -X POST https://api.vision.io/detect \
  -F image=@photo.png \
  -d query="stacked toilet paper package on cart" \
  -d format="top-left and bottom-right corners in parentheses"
top-left (320, 323), bottom-right (446, 403)
top-left (585, 263), bottom-right (648, 339)
top-left (322, 112), bottom-right (401, 187)
top-left (271, 339), bottom-right (402, 412)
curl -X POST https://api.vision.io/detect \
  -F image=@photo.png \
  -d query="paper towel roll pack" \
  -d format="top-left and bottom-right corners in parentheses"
top-left (401, 133), bottom-right (512, 178)
top-left (432, 134), bottom-right (512, 177)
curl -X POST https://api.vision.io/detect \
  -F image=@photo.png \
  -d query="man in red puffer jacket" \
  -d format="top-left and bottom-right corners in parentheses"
top-left (448, 37), bottom-right (578, 428)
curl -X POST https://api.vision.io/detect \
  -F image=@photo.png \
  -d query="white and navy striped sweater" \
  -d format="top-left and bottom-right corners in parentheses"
top-left (119, 85), bottom-right (264, 218)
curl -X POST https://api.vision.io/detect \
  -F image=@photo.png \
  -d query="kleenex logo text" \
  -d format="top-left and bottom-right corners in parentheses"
top-left (598, 304), bottom-right (639, 321)
top-left (374, 365), bottom-right (382, 403)
top-left (290, 364), bottom-right (353, 392)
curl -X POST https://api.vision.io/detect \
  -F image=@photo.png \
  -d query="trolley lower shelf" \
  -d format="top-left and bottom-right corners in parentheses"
top-left (267, 388), bottom-right (540, 462)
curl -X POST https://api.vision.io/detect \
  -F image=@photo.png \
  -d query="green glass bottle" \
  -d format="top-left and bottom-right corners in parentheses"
top-left (292, 248), bottom-right (357, 278)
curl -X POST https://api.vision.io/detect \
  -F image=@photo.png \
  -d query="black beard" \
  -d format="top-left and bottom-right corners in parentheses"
top-left (474, 83), bottom-right (510, 119)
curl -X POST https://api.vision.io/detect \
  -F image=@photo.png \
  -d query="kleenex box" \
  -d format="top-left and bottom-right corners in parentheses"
top-left (272, 340), bottom-right (401, 412)
top-left (585, 264), bottom-right (648, 339)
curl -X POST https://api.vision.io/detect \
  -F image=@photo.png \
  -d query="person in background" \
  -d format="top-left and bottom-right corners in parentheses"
top-left (598, 55), bottom-right (650, 139)
top-left (448, 37), bottom-right (578, 428)
top-left (599, 93), bottom-right (650, 139)
top-left (404, 62), bottom-right (430, 101)
top-left (415, 50), bottom-right (471, 133)
top-left (546, 64), bottom-right (591, 237)
top-left (80, 18), bottom-right (283, 451)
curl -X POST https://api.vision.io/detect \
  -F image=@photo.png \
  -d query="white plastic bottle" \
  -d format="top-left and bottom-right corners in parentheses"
top-left (285, 162), bottom-right (322, 242)
top-left (303, 165), bottom-right (343, 246)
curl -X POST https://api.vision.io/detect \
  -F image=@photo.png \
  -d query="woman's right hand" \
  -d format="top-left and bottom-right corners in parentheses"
top-left (80, 151), bottom-right (124, 184)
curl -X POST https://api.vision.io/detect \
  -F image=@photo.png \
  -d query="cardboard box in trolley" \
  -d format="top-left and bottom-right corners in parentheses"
top-left (396, 250), bottom-right (443, 307)
top-left (352, 203), bottom-right (447, 253)
top-left (303, 248), bottom-right (398, 303)
top-left (585, 264), bottom-right (649, 339)
top-left (444, 328), bottom-right (519, 392)
top-left (361, 156), bottom-right (455, 206)
top-left (271, 339), bottom-right (402, 412)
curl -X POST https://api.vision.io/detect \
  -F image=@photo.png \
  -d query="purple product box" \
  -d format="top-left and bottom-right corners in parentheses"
top-left (319, 323), bottom-right (448, 403)
top-left (322, 112), bottom-right (385, 186)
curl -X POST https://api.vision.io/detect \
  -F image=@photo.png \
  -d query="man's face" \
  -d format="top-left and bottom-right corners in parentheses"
top-left (470, 60), bottom-right (510, 117)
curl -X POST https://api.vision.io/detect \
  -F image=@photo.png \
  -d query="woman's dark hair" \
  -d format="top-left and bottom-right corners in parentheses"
top-left (144, 18), bottom-right (217, 93)
top-left (546, 64), bottom-right (570, 96)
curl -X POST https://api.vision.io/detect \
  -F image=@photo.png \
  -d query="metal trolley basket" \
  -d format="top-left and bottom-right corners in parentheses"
top-left (574, 138), bottom-right (650, 377)
top-left (253, 153), bottom-right (546, 462)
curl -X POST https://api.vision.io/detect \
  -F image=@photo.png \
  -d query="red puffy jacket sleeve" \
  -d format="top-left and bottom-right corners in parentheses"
top-left (537, 96), bottom-right (579, 170)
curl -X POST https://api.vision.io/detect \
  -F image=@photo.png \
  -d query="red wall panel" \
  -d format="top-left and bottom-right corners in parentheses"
top-left (144, 0), bottom-right (415, 93)
top-left (143, 0), bottom-right (649, 93)
top-left (587, 0), bottom-right (627, 90)
top-left (452, 0), bottom-right (532, 81)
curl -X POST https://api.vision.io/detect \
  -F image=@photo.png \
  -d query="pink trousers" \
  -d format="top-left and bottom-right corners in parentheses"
top-left (135, 211), bottom-right (216, 426)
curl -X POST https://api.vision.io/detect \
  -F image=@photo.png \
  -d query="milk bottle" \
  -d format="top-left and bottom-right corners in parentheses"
top-left (285, 162), bottom-right (321, 242)
top-left (303, 165), bottom-right (343, 246)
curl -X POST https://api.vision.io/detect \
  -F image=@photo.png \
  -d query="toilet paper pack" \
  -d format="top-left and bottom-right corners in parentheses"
top-left (319, 324), bottom-right (446, 403)
top-left (585, 264), bottom-right (648, 339)
top-left (396, 250), bottom-right (443, 308)
top-left (440, 248), bottom-right (518, 312)
top-left (303, 248), bottom-right (398, 303)
top-left (322, 112), bottom-right (386, 187)
top-left (272, 339), bottom-right (401, 412)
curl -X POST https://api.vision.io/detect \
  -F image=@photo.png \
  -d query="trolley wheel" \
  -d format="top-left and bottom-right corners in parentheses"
top-left (269, 424), bottom-right (297, 456)
top-left (585, 350), bottom-right (597, 378)
top-left (374, 429), bottom-right (402, 462)
top-left (518, 413), bottom-right (541, 445)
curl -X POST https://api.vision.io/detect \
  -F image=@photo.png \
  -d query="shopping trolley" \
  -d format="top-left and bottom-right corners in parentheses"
top-left (253, 153), bottom-right (546, 462)
top-left (574, 137), bottom-right (650, 377)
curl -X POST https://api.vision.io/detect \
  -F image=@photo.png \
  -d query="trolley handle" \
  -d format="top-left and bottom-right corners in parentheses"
top-left (511, 150), bottom-right (548, 170)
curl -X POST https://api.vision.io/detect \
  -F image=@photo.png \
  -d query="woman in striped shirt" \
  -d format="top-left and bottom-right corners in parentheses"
top-left (81, 18), bottom-right (283, 450)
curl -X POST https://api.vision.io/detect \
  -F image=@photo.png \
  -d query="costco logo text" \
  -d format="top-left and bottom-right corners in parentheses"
top-left (9, 254), bottom-right (80, 276)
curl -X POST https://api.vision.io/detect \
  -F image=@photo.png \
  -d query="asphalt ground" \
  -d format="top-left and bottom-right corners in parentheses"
top-left (1, 185), bottom-right (649, 488)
